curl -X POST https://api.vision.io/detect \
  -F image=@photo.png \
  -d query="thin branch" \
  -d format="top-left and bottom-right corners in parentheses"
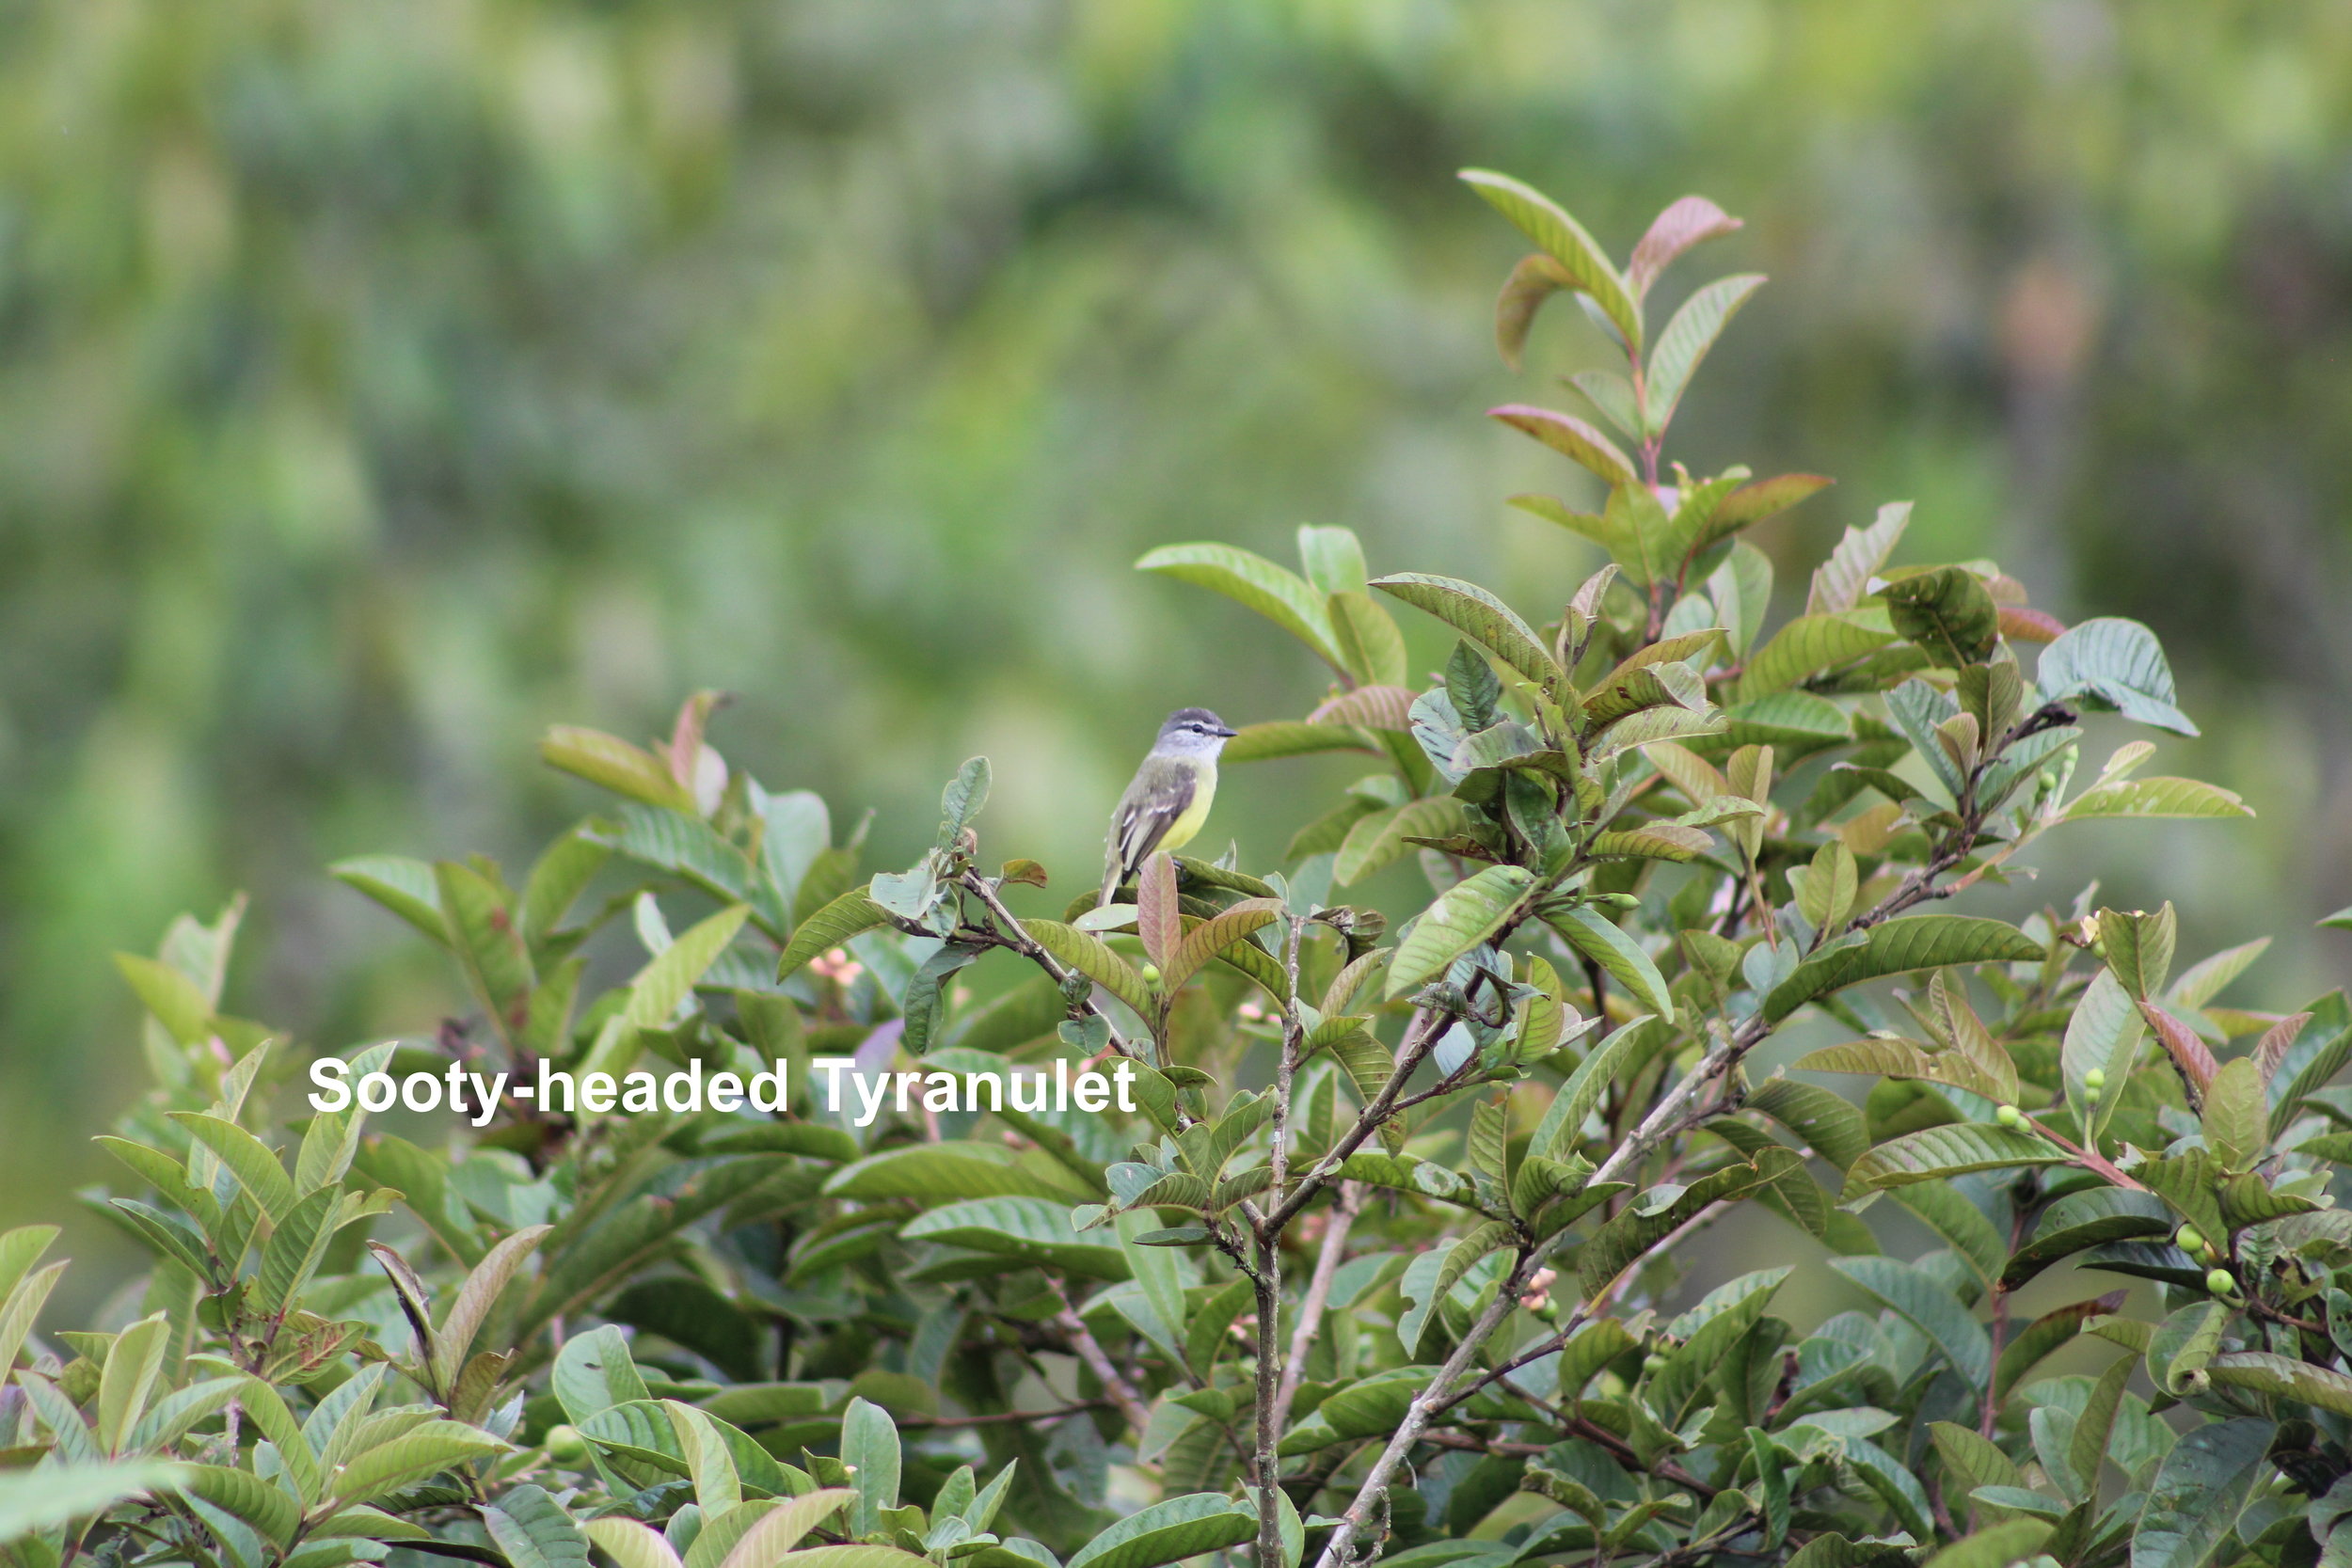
top-left (1311, 1248), bottom-right (1538, 1568)
top-left (899, 1401), bottom-right (1111, 1430)
top-left (1273, 1181), bottom-right (1363, 1434)
top-left (958, 870), bottom-right (1155, 1068)
top-left (1265, 1007), bottom-right (1448, 1230)
top-left (1049, 1283), bottom-right (1152, 1432)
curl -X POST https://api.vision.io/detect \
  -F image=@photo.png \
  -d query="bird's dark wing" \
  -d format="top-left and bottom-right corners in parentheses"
top-left (1100, 761), bottom-right (1198, 907)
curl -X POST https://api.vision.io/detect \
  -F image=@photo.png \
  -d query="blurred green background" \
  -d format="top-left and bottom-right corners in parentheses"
top-left (5, 0), bottom-right (2351, 1257)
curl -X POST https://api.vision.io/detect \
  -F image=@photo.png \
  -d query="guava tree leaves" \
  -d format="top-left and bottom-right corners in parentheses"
top-left (1764, 917), bottom-right (2044, 1023)
top-left (2038, 617), bottom-right (2198, 736)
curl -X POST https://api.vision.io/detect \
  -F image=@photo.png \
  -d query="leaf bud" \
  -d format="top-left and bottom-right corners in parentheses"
top-left (1595, 893), bottom-right (1642, 910)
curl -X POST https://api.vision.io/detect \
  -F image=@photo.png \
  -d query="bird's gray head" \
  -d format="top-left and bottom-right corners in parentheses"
top-left (1154, 707), bottom-right (1238, 757)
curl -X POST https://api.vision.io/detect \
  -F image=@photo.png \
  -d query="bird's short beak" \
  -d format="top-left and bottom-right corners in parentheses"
top-left (1215, 722), bottom-right (1239, 737)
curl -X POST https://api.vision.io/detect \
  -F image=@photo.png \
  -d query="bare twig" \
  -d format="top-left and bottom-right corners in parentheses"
top-left (1311, 1248), bottom-right (1538, 1568)
top-left (958, 870), bottom-right (1155, 1068)
top-left (1272, 1181), bottom-right (1363, 1434)
top-left (1049, 1284), bottom-right (1152, 1432)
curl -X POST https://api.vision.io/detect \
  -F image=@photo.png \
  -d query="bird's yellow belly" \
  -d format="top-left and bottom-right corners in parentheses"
top-left (1157, 762), bottom-right (1217, 853)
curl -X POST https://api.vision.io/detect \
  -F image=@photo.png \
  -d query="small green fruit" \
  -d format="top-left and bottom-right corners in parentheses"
top-left (1140, 963), bottom-right (1162, 986)
top-left (2176, 1224), bottom-right (2207, 1256)
top-left (545, 1424), bottom-right (589, 1465)
top-left (1995, 1104), bottom-right (2025, 1130)
top-left (2091, 938), bottom-right (2108, 959)
top-left (2206, 1268), bottom-right (2236, 1298)
top-left (2083, 1069), bottom-right (2106, 1093)
top-left (1641, 1354), bottom-right (1667, 1374)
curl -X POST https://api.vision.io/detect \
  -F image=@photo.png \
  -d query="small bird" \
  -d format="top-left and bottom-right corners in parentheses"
top-left (1099, 707), bottom-right (1240, 908)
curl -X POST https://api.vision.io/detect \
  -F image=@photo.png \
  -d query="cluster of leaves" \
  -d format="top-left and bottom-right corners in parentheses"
top-left (4, 170), bottom-right (2345, 1568)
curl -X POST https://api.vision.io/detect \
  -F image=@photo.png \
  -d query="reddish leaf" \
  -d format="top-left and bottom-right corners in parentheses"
top-left (1137, 854), bottom-right (1180, 973)
top-left (2140, 999), bottom-right (2218, 1100)
top-left (1626, 196), bottom-right (1743, 299)
top-left (1999, 606), bottom-right (2067, 643)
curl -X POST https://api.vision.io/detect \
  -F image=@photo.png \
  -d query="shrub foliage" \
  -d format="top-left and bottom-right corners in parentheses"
top-left (3, 171), bottom-right (2342, 1568)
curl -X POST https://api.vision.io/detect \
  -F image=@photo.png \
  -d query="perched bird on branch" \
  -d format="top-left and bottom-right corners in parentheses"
top-left (1099, 707), bottom-right (1238, 908)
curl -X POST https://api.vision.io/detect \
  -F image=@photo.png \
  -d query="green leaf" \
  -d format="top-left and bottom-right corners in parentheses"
top-left (1488, 405), bottom-right (1638, 488)
top-left (114, 952), bottom-right (220, 1044)
top-left (1826, 1256), bottom-right (1990, 1387)
top-left (169, 1462), bottom-right (300, 1546)
top-left (329, 860), bottom-right (452, 944)
top-left (1165, 898), bottom-right (1286, 991)
top-left (1876, 567), bottom-right (1999, 668)
top-left (1764, 917), bottom-right (2044, 1024)
top-left (1460, 170), bottom-right (1640, 348)
top-left (1738, 612), bottom-right (1897, 699)
top-left (0, 1461), bottom-right (170, 1540)
top-left (2201, 1056), bottom-right (2265, 1169)
top-left (1371, 574), bottom-right (1564, 689)
top-left (2062, 777), bottom-right (2250, 821)
top-left (1643, 274), bottom-right (1763, 432)
top-left (1020, 919), bottom-right (1155, 1020)
top-left (2202, 1352), bottom-right (2352, 1417)
top-left (170, 1113), bottom-right (295, 1219)
top-left (1808, 503), bottom-right (1911, 615)
top-left (838, 1397), bottom-right (898, 1535)
top-left (585, 1520), bottom-right (687, 1568)
top-left (482, 1485), bottom-right (590, 1568)
top-left (2037, 618), bottom-right (2198, 736)
top-left (1842, 1124), bottom-right (2064, 1196)
top-left (432, 1223), bottom-right (550, 1395)
top-left (1328, 593), bottom-right (1408, 689)
top-left (2066, 1353), bottom-right (2137, 1498)
top-left (1746, 1076), bottom-right (1870, 1169)
top-left (1887, 1180), bottom-right (2008, 1289)
top-left (95, 1312), bottom-right (170, 1455)
top-left (1580, 1151), bottom-right (1797, 1297)
top-left (1388, 866), bottom-right (1534, 999)
top-left (332, 1419), bottom-right (510, 1505)
top-left (541, 725), bottom-right (696, 812)
top-left (1065, 1492), bottom-right (1259, 1568)
top-left (1530, 1016), bottom-right (1652, 1160)
top-left (719, 1492), bottom-right (857, 1568)
top-left (776, 892), bottom-right (893, 981)
top-left (1796, 1037), bottom-right (2013, 1106)
top-left (1222, 721), bottom-right (1378, 763)
top-left (767, 1550), bottom-right (935, 1568)
top-left (1545, 906), bottom-right (1676, 1022)
top-left (1334, 800), bottom-right (1471, 886)
top-left (2002, 1188), bottom-right (2172, 1289)
top-left (1931, 1421), bottom-right (2023, 1497)
top-left (252, 1186), bottom-right (342, 1316)
top-left (2062, 970), bottom-right (2145, 1139)
top-left (1924, 1524), bottom-right (2054, 1568)
top-left (1279, 1367), bottom-right (1438, 1454)
top-left (1135, 544), bottom-right (1344, 669)
top-left (584, 904), bottom-right (752, 1076)
top-left (553, 1324), bottom-right (653, 1424)
top-left (2130, 1418), bottom-right (2272, 1568)
top-left (900, 1197), bottom-right (1128, 1279)
top-left (825, 1145), bottom-right (1093, 1205)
